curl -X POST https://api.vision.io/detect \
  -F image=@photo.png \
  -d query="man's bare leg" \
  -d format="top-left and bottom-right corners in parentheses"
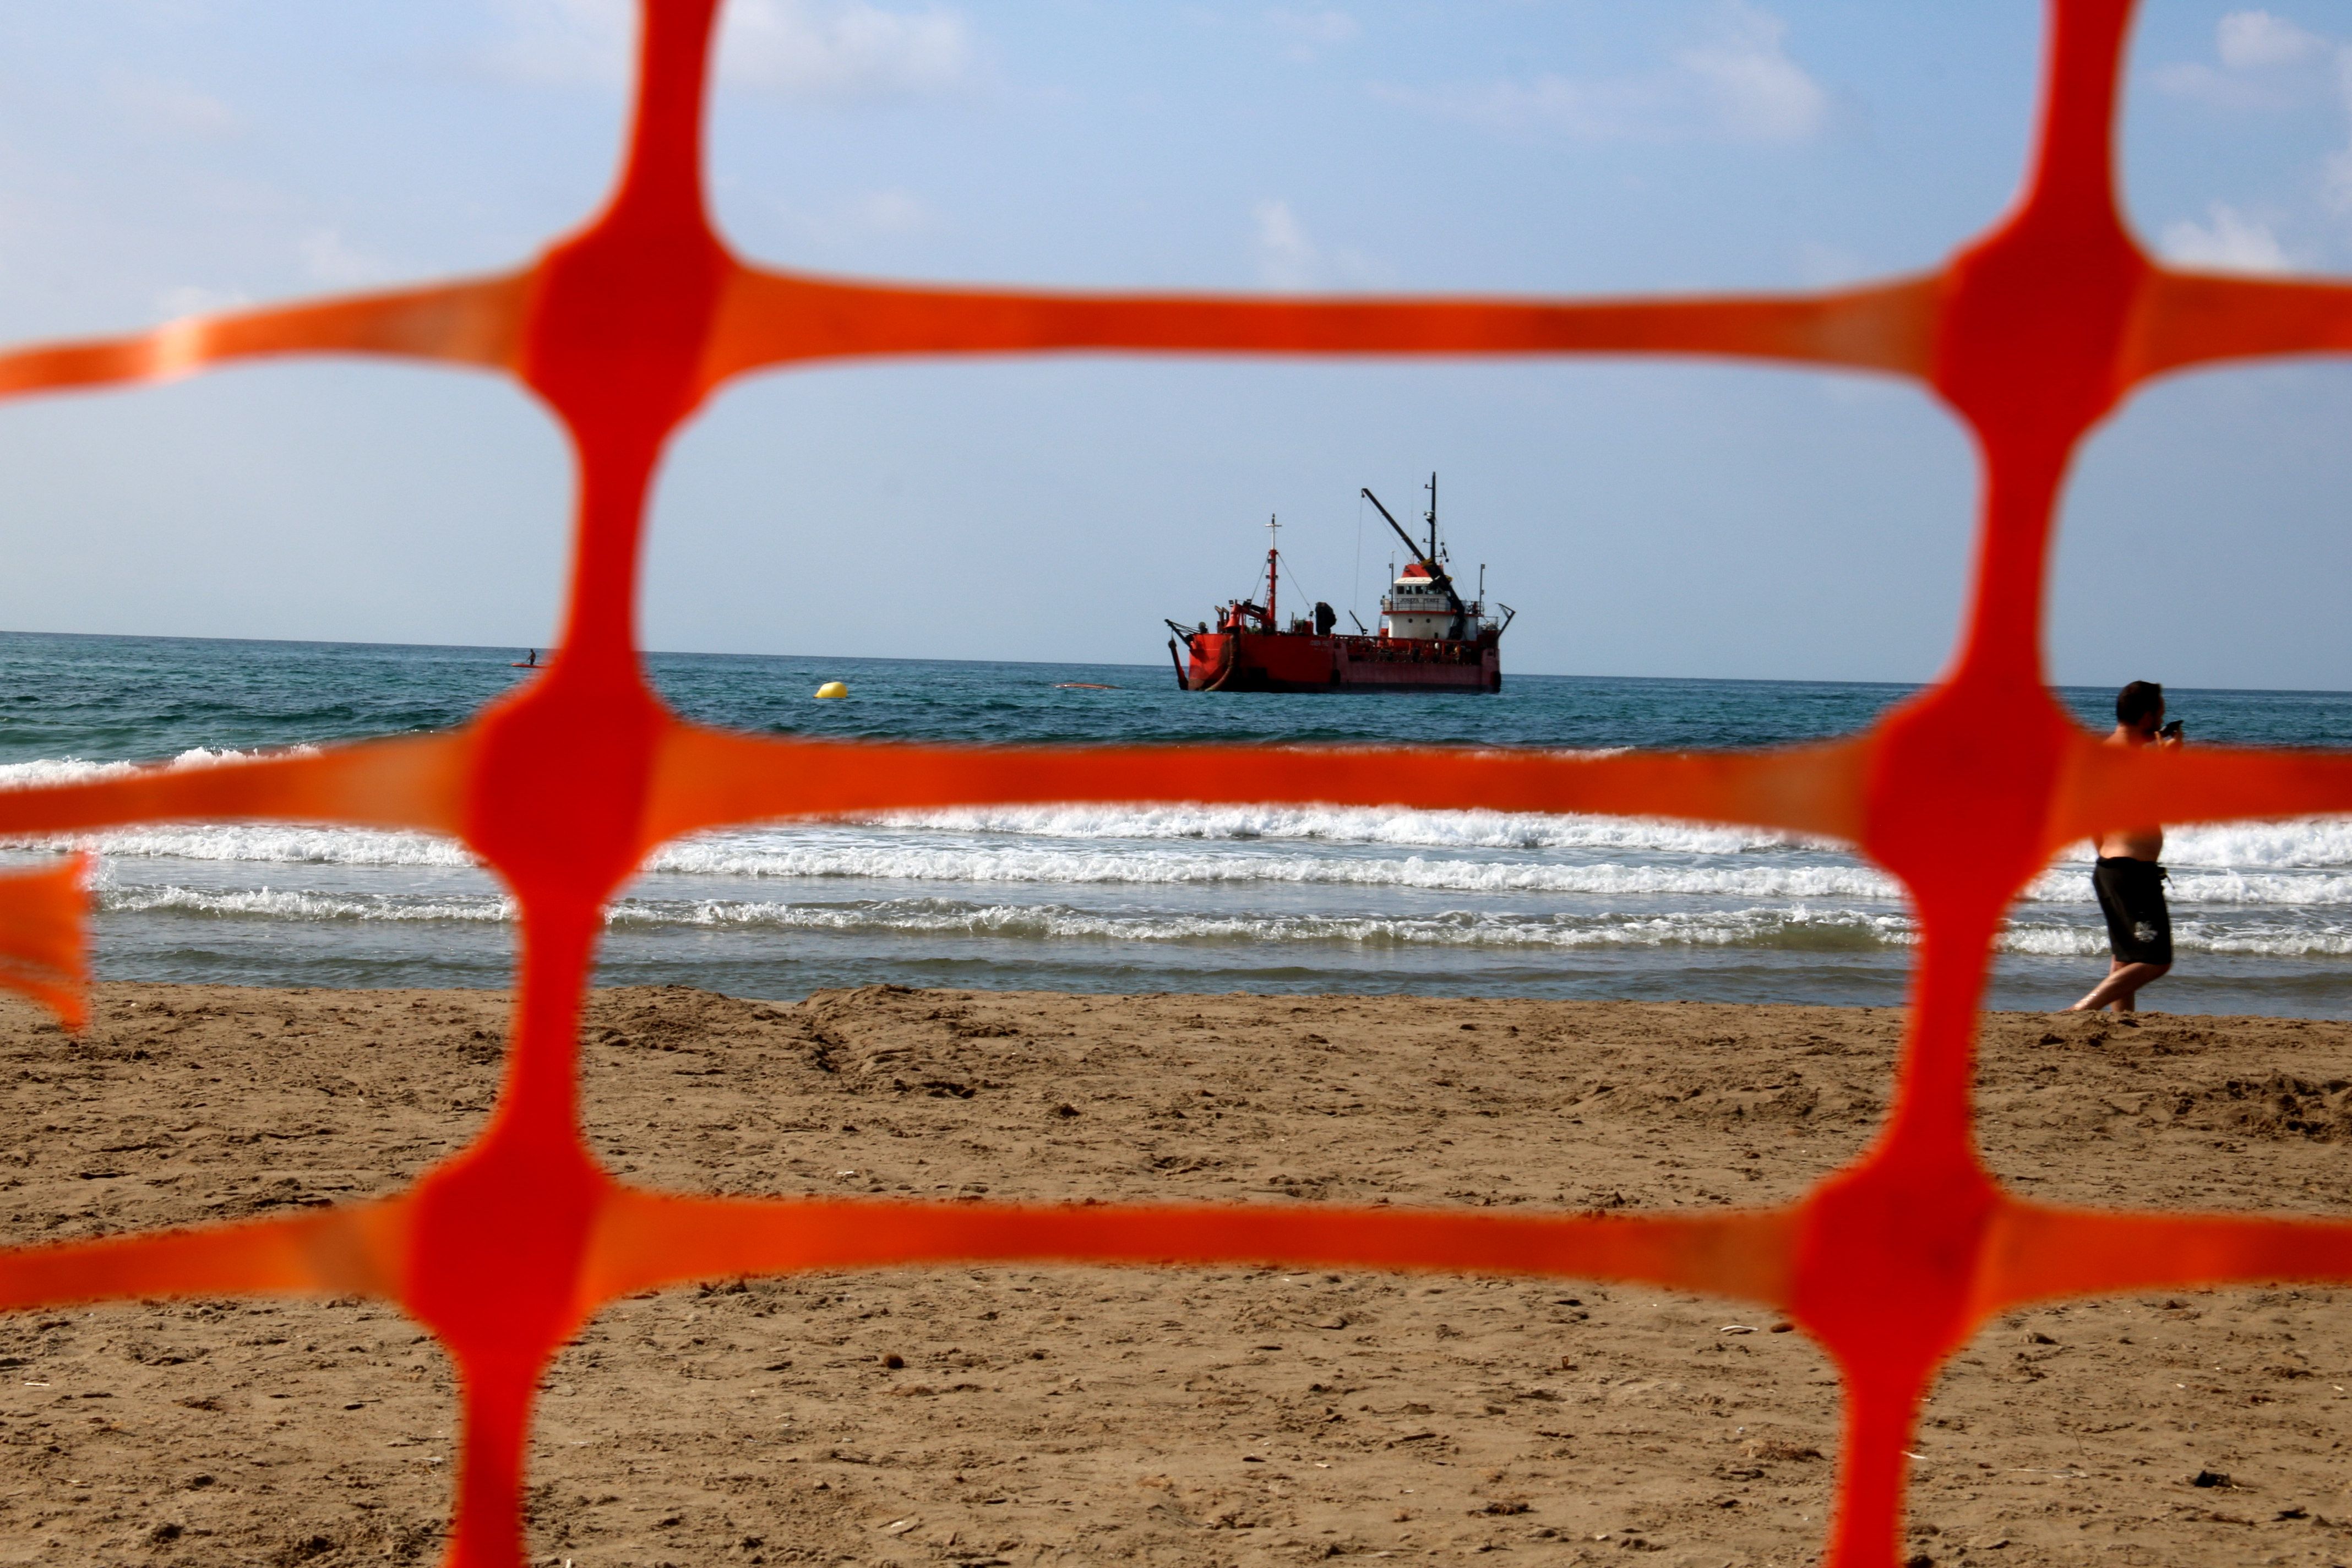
top-left (2067, 960), bottom-right (2169, 1013)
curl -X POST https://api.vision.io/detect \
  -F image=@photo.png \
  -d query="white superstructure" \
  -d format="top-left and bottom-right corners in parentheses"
top-left (1381, 562), bottom-right (1456, 641)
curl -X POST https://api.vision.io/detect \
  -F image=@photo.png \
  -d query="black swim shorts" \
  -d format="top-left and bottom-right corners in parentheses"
top-left (2092, 856), bottom-right (2171, 966)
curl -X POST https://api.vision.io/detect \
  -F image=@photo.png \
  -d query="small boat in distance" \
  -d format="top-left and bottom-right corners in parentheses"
top-left (1166, 475), bottom-right (1512, 693)
top-left (511, 649), bottom-right (540, 668)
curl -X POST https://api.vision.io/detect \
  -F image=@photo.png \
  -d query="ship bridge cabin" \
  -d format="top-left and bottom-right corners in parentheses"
top-left (1382, 562), bottom-right (1464, 641)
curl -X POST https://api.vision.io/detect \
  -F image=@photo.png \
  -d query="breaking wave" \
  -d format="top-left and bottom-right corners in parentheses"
top-left (27, 821), bottom-right (2352, 911)
top-left (850, 802), bottom-right (1809, 854)
top-left (83, 883), bottom-right (2352, 960)
top-left (11, 745), bottom-right (2352, 973)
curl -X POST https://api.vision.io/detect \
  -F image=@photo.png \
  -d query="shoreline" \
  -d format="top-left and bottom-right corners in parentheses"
top-left (2, 982), bottom-right (2348, 1564)
top-left (61, 967), bottom-right (2352, 1021)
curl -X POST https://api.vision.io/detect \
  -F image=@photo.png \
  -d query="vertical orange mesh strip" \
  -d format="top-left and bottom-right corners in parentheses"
top-left (0, 855), bottom-right (88, 1032)
top-left (4, 3), bottom-right (2352, 1565)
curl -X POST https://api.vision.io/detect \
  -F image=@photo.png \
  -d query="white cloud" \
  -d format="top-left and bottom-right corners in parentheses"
top-left (2159, 202), bottom-right (2300, 273)
top-left (1672, 1), bottom-right (1827, 142)
top-left (2146, 9), bottom-right (2352, 262)
top-left (2148, 60), bottom-right (2284, 110)
top-left (721, 0), bottom-right (973, 100)
top-left (1254, 199), bottom-right (1318, 290)
top-left (769, 187), bottom-right (946, 251)
top-left (1376, 1), bottom-right (1826, 145)
top-left (483, 0), bottom-right (634, 85)
top-left (153, 284), bottom-right (252, 322)
top-left (2219, 9), bottom-right (2327, 69)
top-left (1381, 75), bottom-right (1651, 142)
top-left (299, 229), bottom-right (398, 289)
top-left (2324, 144), bottom-right (2352, 213)
top-left (1266, 8), bottom-right (1358, 63)
top-left (1267, 8), bottom-right (1355, 44)
top-left (1793, 240), bottom-right (1867, 287)
top-left (2152, 9), bottom-right (2332, 108)
top-left (2311, 46), bottom-right (2352, 216)
top-left (485, 0), bottom-right (974, 101)
top-left (1251, 198), bottom-right (1389, 291)
top-left (106, 73), bottom-right (239, 138)
top-left (844, 188), bottom-right (938, 237)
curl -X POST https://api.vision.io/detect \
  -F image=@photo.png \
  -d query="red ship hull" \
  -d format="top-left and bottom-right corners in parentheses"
top-left (1176, 629), bottom-right (1501, 693)
top-left (1169, 477), bottom-right (1510, 693)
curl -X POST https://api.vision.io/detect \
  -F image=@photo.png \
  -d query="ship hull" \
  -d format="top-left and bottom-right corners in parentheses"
top-left (1175, 630), bottom-right (1500, 693)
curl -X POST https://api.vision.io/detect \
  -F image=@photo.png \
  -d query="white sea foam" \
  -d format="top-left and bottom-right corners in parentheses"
top-left (609, 897), bottom-right (1909, 950)
top-left (640, 836), bottom-right (1901, 898)
top-left (51, 823), bottom-right (472, 868)
top-left (2154, 870), bottom-right (2352, 905)
top-left (2017, 865), bottom-right (2352, 907)
top-left (99, 883), bottom-right (511, 923)
top-left (1994, 920), bottom-right (2352, 959)
top-left (853, 803), bottom-right (1816, 854)
top-left (42, 823), bottom-right (2352, 913)
top-left (2037, 816), bottom-right (2352, 870)
top-left (32, 808), bottom-right (2352, 913)
top-left (90, 876), bottom-right (1897, 947)
top-left (0, 746), bottom-right (318, 793)
top-left (18, 737), bottom-right (2352, 970)
top-left (87, 871), bottom-right (2352, 959)
top-left (14, 747), bottom-right (2352, 866)
top-left (15, 743), bottom-right (2352, 880)
top-left (52, 828), bottom-right (2352, 912)
top-left (0, 757), bottom-right (144, 791)
top-left (2162, 818), bottom-right (2352, 869)
top-left (29, 815), bottom-right (1860, 894)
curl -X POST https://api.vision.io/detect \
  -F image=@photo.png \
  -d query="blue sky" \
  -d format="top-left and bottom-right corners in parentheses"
top-left (0, 3), bottom-right (2348, 690)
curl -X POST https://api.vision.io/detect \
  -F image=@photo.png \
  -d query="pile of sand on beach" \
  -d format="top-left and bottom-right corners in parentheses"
top-left (3, 983), bottom-right (2352, 1567)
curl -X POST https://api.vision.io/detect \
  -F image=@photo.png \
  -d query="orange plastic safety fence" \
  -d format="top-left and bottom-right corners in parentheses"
top-left (4, 3), bottom-right (2352, 1564)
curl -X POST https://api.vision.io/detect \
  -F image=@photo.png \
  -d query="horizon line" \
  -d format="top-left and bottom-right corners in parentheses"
top-left (2, 627), bottom-right (2344, 698)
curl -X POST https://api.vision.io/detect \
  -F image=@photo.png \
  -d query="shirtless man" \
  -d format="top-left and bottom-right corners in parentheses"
top-left (2066, 680), bottom-right (2181, 1012)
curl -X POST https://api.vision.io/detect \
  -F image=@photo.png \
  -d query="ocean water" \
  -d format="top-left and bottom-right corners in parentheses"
top-left (7, 630), bottom-right (2352, 1016)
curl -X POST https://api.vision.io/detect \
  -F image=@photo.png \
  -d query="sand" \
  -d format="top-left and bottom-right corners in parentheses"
top-left (1, 983), bottom-right (2350, 1566)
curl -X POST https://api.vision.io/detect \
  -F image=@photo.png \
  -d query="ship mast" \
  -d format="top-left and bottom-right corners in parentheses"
top-left (1264, 514), bottom-right (1279, 628)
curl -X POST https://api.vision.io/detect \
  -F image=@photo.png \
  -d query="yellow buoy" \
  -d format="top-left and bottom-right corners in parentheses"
top-left (814, 680), bottom-right (849, 699)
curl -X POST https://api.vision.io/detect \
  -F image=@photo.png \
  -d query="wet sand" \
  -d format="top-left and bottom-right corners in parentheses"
top-left (2, 983), bottom-right (2351, 1566)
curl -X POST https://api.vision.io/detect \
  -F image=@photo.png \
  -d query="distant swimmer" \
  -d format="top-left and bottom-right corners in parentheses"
top-left (2066, 679), bottom-right (2182, 1014)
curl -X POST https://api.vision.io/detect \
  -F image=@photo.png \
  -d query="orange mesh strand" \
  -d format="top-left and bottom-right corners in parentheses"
top-left (0, 854), bottom-right (88, 1032)
top-left (4, 2), bottom-right (2352, 1564)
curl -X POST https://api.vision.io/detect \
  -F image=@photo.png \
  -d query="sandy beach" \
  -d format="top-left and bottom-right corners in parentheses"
top-left (1, 983), bottom-right (2350, 1566)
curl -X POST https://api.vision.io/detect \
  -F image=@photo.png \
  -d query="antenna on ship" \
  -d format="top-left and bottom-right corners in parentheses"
top-left (1424, 472), bottom-right (1439, 563)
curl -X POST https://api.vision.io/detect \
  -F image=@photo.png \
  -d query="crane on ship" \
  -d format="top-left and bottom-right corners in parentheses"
top-left (1360, 475), bottom-right (1473, 642)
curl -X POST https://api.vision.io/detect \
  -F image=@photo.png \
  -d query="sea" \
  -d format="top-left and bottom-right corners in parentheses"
top-left (6, 630), bottom-right (2352, 1018)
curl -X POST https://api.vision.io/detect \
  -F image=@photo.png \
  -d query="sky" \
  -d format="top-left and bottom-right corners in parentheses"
top-left (0, 2), bottom-right (2348, 689)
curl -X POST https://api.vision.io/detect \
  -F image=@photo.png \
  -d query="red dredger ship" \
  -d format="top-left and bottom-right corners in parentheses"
top-left (1167, 475), bottom-right (1513, 693)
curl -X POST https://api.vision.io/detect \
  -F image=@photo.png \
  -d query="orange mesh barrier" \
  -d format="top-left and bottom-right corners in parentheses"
top-left (5, 2), bottom-right (2352, 1564)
